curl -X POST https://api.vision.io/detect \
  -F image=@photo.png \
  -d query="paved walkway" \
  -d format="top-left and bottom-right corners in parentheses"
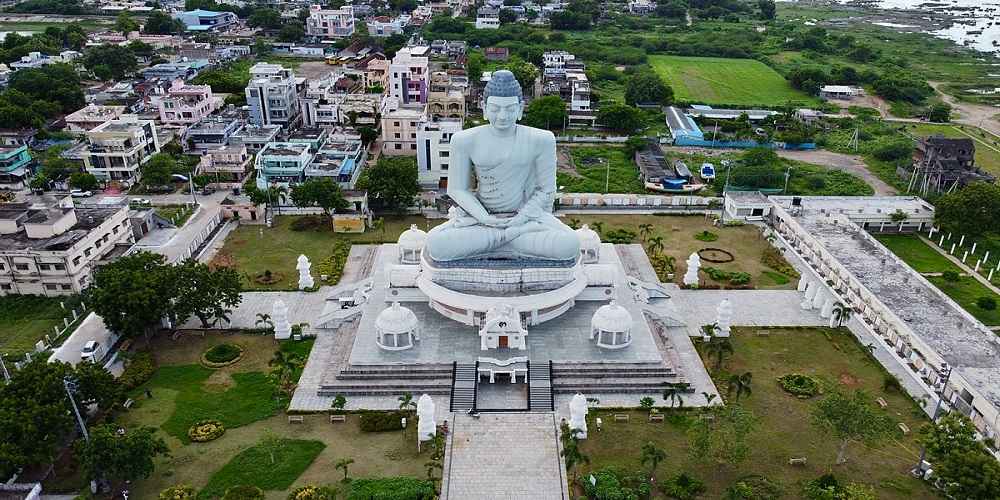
top-left (920, 235), bottom-right (1000, 296)
top-left (442, 413), bottom-right (568, 500)
top-left (776, 149), bottom-right (897, 196)
top-left (671, 289), bottom-right (828, 328)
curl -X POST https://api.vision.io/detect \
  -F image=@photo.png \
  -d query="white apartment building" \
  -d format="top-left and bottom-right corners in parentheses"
top-left (305, 4), bottom-right (356, 39)
top-left (156, 79), bottom-right (223, 125)
top-left (476, 6), bottom-right (500, 29)
top-left (366, 15), bottom-right (409, 37)
top-left (416, 117), bottom-right (463, 189)
top-left (0, 195), bottom-right (134, 296)
top-left (388, 46), bottom-right (430, 105)
top-left (83, 115), bottom-right (161, 186)
top-left (245, 63), bottom-right (303, 129)
top-left (64, 104), bottom-right (126, 134)
top-left (196, 144), bottom-right (251, 188)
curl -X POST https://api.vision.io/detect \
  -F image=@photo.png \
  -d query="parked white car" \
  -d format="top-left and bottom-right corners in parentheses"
top-left (80, 340), bottom-right (106, 364)
top-left (70, 189), bottom-right (93, 198)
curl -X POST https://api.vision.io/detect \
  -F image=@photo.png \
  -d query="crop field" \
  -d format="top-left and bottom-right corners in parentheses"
top-left (649, 55), bottom-right (818, 107)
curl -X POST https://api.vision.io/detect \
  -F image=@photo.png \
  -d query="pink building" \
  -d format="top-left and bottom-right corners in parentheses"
top-left (157, 79), bottom-right (223, 125)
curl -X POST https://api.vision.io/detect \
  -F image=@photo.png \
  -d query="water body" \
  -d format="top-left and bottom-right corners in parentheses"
top-left (840, 0), bottom-right (1000, 53)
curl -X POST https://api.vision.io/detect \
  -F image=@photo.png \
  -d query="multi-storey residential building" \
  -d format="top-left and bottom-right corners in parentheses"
top-left (300, 72), bottom-right (381, 128)
top-left (416, 117), bottom-right (462, 189)
top-left (363, 58), bottom-right (389, 90)
top-left (542, 51), bottom-right (595, 127)
top-left (427, 71), bottom-right (465, 120)
top-left (64, 105), bottom-right (126, 134)
top-left (184, 115), bottom-right (241, 150)
top-left (245, 63), bottom-right (302, 129)
top-left (231, 124), bottom-right (281, 153)
top-left (628, 0), bottom-right (655, 14)
top-left (305, 4), bottom-right (356, 39)
top-left (380, 102), bottom-right (424, 155)
top-left (0, 195), bottom-right (134, 296)
top-left (0, 145), bottom-right (32, 190)
top-left (10, 51), bottom-right (81, 71)
top-left (172, 9), bottom-right (239, 32)
top-left (157, 79), bottom-right (223, 125)
top-left (307, 137), bottom-right (366, 189)
top-left (288, 128), bottom-right (329, 153)
top-left (388, 46), bottom-right (429, 105)
top-left (254, 142), bottom-right (315, 187)
top-left (196, 144), bottom-right (251, 188)
top-left (476, 6), bottom-right (500, 28)
top-left (83, 115), bottom-right (160, 186)
top-left (367, 15), bottom-right (408, 37)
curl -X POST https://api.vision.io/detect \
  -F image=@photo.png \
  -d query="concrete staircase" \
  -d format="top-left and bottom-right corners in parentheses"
top-left (451, 363), bottom-right (477, 412)
top-left (550, 362), bottom-right (690, 394)
top-left (528, 361), bottom-right (554, 411)
top-left (317, 363), bottom-right (453, 396)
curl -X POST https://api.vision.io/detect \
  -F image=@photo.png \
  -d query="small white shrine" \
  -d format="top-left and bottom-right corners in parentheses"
top-left (576, 224), bottom-right (601, 264)
top-left (479, 304), bottom-right (528, 350)
top-left (296, 254), bottom-right (314, 290)
top-left (416, 393), bottom-right (436, 441)
top-left (683, 252), bottom-right (701, 286)
top-left (590, 300), bottom-right (633, 349)
top-left (568, 392), bottom-right (589, 439)
top-left (397, 224), bottom-right (428, 264)
top-left (273, 299), bottom-right (291, 340)
top-left (375, 302), bottom-right (420, 351)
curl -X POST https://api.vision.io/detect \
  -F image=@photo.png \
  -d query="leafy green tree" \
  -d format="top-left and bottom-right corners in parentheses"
top-left (248, 8), bottom-right (282, 29)
top-left (935, 182), bottom-right (1000, 236)
top-left (500, 56), bottom-right (539, 92)
top-left (142, 153), bottom-right (175, 187)
top-left (919, 412), bottom-right (983, 461)
top-left (358, 126), bottom-right (379, 146)
top-left (143, 10), bottom-right (184, 34)
top-left (290, 178), bottom-right (349, 216)
top-left (704, 337), bottom-right (734, 371)
top-left (41, 157), bottom-right (78, 182)
top-left (757, 0), bottom-right (776, 19)
top-left (76, 425), bottom-right (169, 485)
top-left (253, 38), bottom-right (272, 56)
top-left (360, 157), bottom-right (419, 212)
top-left (499, 8), bottom-right (518, 23)
top-left (727, 372), bottom-right (753, 401)
top-left (811, 390), bottom-right (893, 464)
top-left (597, 103), bottom-right (644, 134)
top-left (935, 449), bottom-right (1000, 499)
top-left (624, 72), bottom-right (673, 106)
top-left (559, 423), bottom-right (590, 482)
top-left (640, 442), bottom-right (666, 478)
top-left (172, 260), bottom-right (242, 328)
top-left (8, 63), bottom-right (84, 112)
top-left (84, 44), bottom-right (138, 81)
top-left (69, 172), bottom-right (99, 191)
top-left (335, 457), bottom-right (355, 482)
top-left (928, 102), bottom-right (952, 123)
top-left (88, 251), bottom-right (177, 339)
top-left (115, 11), bottom-right (139, 34)
top-left (521, 95), bottom-right (567, 130)
top-left (278, 23), bottom-right (305, 42)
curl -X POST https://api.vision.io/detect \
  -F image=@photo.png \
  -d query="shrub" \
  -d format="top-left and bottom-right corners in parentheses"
top-left (604, 228), bottom-right (637, 244)
top-left (315, 240), bottom-right (352, 285)
top-left (660, 472), bottom-right (706, 500)
top-left (694, 230), bottom-right (718, 242)
top-left (703, 266), bottom-right (752, 286)
top-left (882, 375), bottom-right (902, 392)
top-left (760, 248), bottom-right (798, 277)
top-left (288, 485), bottom-right (337, 500)
top-left (204, 343), bottom-right (242, 364)
top-left (724, 475), bottom-right (782, 500)
top-left (942, 270), bottom-right (960, 283)
top-left (346, 477), bottom-right (436, 500)
top-left (977, 296), bottom-right (997, 311)
top-left (188, 419), bottom-right (226, 442)
top-left (120, 352), bottom-right (156, 390)
top-left (640, 396), bottom-right (655, 410)
top-left (159, 485), bottom-right (196, 500)
top-left (359, 411), bottom-right (408, 432)
top-left (223, 485), bottom-right (265, 500)
top-left (582, 468), bottom-right (651, 499)
top-left (778, 373), bottom-right (821, 398)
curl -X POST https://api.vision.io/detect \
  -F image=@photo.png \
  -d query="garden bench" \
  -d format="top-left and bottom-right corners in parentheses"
top-left (876, 397), bottom-right (888, 409)
top-left (123, 398), bottom-right (135, 409)
top-left (648, 414), bottom-right (664, 423)
top-left (330, 414), bottom-right (347, 423)
top-left (755, 330), bottom-right (770, 337)
top-left (288, 415), bottom-right (305, 424)
top-left (613, 414), bottom-right (629, 423)
top-left (788, 457), bottom-right (807, 466)
top-left (898, 422), bottom-right (910, 435)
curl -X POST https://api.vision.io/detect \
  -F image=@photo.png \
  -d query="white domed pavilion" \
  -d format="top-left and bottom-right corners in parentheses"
top-left (590, 300), bottom-right (633, 349)
top-left (576, 224), bottom-right (601, 263)
top-left (398, 224), bottom-right (428, 264)
top-left (375, 302), bottom-right (420, 350)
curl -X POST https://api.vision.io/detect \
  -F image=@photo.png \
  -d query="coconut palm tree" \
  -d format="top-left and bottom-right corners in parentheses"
top-left (701, 392), bottom-right (717, 406)
top-left (640, 441), bottom-right (666, 479)
top-left (398, 392), bottom-right (416, 412)
top-left (335, 457), bottom-right (355, 482)
top-left (727, 372), bottom-right (753, 401)
top-left (255, 313), bottom-right (273, 333)
top-left (648, 236), bottom-right (665, 256)
top-left (662, 385), bottom-right (684, 408)
top-left (269, 350), bottom-right (303, 395)
top-left (568, 218), bottom-right (581, 230)
top-left (703, 337), bottom-right (733, 371)
top-left (830, 302), bottom-right (852, 328)
top-left (638, 223), bottom-right (654, 242)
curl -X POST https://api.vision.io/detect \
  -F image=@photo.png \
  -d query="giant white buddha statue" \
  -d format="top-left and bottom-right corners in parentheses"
top-left (424, 70), bottom-right (580, 264)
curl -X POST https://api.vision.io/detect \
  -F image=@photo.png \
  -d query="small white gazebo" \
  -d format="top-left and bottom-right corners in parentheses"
top-left (576, 224), bottom-right (601, 263)
top-left (375, 302), bottom-right (420, 351)
top-left (590, 300), bottom-right (633, 349)
top-left (398, 224), bottom-right (428, 264)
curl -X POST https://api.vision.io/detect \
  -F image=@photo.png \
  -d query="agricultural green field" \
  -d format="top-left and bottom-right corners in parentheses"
top-left (649, 55), bottom-right (818, 107)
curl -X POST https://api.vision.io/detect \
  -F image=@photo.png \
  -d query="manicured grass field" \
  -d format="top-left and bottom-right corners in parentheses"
top-left (649, 55), bottom-right (818, 107)
top-left (900, 123), bottom-right (1000, 177)
top-left (0, 295), bottom-right (77, 356)
top-left (156, 204), bottom-right (195, 227)
top-left (927, 275), bottom-right (1000, 326)
top-left (579, 327), bottom-right (934, 499)
top-left (558, 146), bottom-right (646, 194)
top-left (197, 439), bottom-right (326, 499)
top-left (875, 235), bottom-right (962, 273)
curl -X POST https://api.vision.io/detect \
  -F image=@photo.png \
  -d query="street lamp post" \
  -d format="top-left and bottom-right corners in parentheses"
top-left (912, 363), bottom-right (953, 478)
top-left (64, 377), bottom-right (89, 442)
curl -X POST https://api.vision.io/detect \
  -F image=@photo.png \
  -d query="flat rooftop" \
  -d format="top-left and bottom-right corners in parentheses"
top-left (0, 208), bottom-right (120, 252)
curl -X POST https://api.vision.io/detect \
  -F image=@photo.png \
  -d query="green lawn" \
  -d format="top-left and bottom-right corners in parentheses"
top-left (649, 55), bottom-right (818, 107)
top-left (558, 146), bottom-right (646, 193)
top-left (927, 276), bottom-right (1000, 326)
top-left (197, 439), bottom-right (326, 499)
top-left (579, 327), bottom-right (934, 499)
top-left (156, 205), bottom-right (195, 227)
top-left (0, 295), bottom-right (78, 356)
top-left (875, 235), bottom-right (962, 273)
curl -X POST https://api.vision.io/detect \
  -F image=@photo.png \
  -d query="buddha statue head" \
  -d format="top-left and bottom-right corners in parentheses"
top-left (482, 69), bottom-right (524, 133)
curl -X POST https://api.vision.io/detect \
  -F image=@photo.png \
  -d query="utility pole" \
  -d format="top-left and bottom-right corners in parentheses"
top-left (603, 158), bottom-right (610, 194)
top-left (783, 166), bottom-right (791, 194)
top-left (64, 377), bottom-right (89, 442)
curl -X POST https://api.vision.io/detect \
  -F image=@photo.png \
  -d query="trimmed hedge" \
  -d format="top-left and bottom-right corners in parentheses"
top-left (288, 485), bottom-right (338, 500)
top-left (159, 485), bottom-right (196, 500)
top-left (223, 485), bottom-right (265, 500)
top-left (359, 411), bottom-right (408, 432)
top-left (205, 343), bottom-right (242, 363)
top-left (188, 419), bottom-right (226, 442)
top-left (120, 352), bottom-right (156, 390)
top-left (346, 477), bottom-right (436, 500)
top-left (777, 373), bottom-right (821, 398)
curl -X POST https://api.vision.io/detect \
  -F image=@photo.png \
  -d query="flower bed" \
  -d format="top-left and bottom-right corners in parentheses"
top-left (159, 485), bottom-right (196, 500)
top-left (201, 343), bottom-right (244, 368)
top-left (223, 485), bottom-right (265, 500)
top-left (188, 419), bottom-right (226, 442)
top-left (288, 485), bottom-right (338, 500)
top-left (777, 373), bottom-right (821, 398)
top-left (697, 247), bottom-right (735, 263)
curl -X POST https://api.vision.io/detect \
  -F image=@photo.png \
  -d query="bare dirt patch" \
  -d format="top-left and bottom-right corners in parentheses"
top-left (839, 372), bottom-right (860, 387)
top-left (556, 147), bottom-right (582, 177)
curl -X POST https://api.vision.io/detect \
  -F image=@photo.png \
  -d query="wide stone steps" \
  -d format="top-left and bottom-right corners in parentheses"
top-left (451, 363), bottom-right (477, 412)
top-left (317, 381), bottom-right (452, 397)
top-left (550, 361), bottom-right (688, 395)
top-left (528, 363), bottom-right (553, 411)
top-left (319, 363), bottom-right (454, 396)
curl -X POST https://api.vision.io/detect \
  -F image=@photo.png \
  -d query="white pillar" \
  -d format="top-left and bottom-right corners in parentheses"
top-left (990, 269), bottom-right (995, 281)
top-left (820, 298), bottom-right (834, 318)
top-left (950, 243), bottom-right (956, 255)
top-left (801, 282), bottom-right (815, 310)
top-left (879, 221), bottom-right (885, 232)
top-left (797, 275), bottom-right (808, 292)
top-left (959, 235), bottom-right (966, 247)
top-left (975, 260), bottom-right (981, 273)
top-left (812, 289), bottom-right (825, 310)
top-left (962, 251), bottom-right (968, 263)
top-left (984, 251), bottom-right (991, 264)
top-left (928, 227), bottom-right (936, 239)
top-left (971, 242), bottom-right (978, 255)
top-left (940, 235), bottom-right (946, 246)
top-left (804, 281), bottom-right (817, 302)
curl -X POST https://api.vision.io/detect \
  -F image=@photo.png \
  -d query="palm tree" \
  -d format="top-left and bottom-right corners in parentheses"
top-left (703, 337), bottom-right (734, 371)
top-left (701, 392), bottom-right (717, 406)
top-left (398, 392), bottom-right (416, 412)
top-left (255, 313), bottom-right (273, 333)
top-left (727, 372), bottom-right (753, 401)
top-left (648, 236), bottom-right (665, 256)
top-left (568, 218), bottom-right (581, 230)
top-left (638, 223), bottom-right (654, 242)
top-left (640, 442), bottom-right (666, 479)
top-left (662, 385), bottom-right (684, 408)
top-left (590, 221), bottom-right (604, 237)
top-left (335, 457), bottom-right (355, 482)
top-left (372, 217), bottom-right (386, 242)
top-left (210, 307), bottom-right (232, 328)
top-left (830, 302), bottom-right (852, 328)
top-left (269, 350), bottom-right (303, 395)
top-left (560, 425), bottom-right (590, 482)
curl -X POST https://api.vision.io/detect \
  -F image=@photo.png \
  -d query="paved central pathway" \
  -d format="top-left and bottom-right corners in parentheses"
top-left (442, 413), bottom-right (569, 500)
top-left (919, 235), bottom-right (1000, 296)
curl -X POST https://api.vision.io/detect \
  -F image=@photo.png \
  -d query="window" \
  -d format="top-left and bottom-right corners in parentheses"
top-left (84, 248), bottom-right (92, 257)
top-left (394, 133), bottom-right (401, 139)
top-left (410, 133), bottom-right (416, 139)
top-left (394, 144), bottom-right (402, 150)
top-left (441, 163), bottom-right (449, 170)
top-left (54, 264), bottom-right (65, 271)
top-left (38, 264), bottom-right (51, 271)
top-left (14, 263), bottom-right (28, 271)
top-left (61, 284), bottom-right (71, 290)
top-left (72, 256), bottom-right (81, 266)
top-left (45, 283), bottom-right (58, 290)
top-left (410, 144), bottom-right (416, 150)
top-left (441, 151), bottom-right (450, 157)
top-left (394, 121), bottom-right (400, 127)
top-left (95, 239), bottom-right (102, 249)
top-left (0, 263), bottom-right (4, 270)
top-left (112, 226), bottom-right (119, 234)
top-left (0, 284), bottom-right (10, 290)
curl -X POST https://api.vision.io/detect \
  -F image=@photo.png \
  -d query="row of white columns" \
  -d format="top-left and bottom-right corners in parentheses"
top-left (798, 276), bottom-right (836, 323)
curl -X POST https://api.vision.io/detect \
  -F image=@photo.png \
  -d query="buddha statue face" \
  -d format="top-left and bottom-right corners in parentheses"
top-left (484, 95), bottom-right (523, 132)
